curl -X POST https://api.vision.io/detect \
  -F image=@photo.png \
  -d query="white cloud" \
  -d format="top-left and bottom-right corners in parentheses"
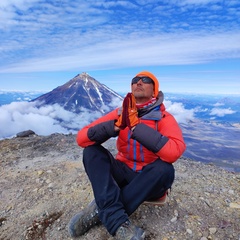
top-left (0, 0), bottom-right (239, 75)
top-left (0, 102), bottom-right (67, 138)
top-left (0, 99), bottom-right (194, 139)
top-left (194, 107), bottom-right (209, 113)
top-left (1, 31), bottom-right (240, 73)
top-left (164, 100), bottom-right (195, 123)
top-left (0, 0), bottom-right (40, 26)
top-left (178, 0), bottom-right (221, 5)
top-left (0, 0), bottom-right (39, 8)
top-left (109, 97), bottom-right (123, 109)
top-left (210, 107), bottom-right (236, 117)
top-left (0, 101), bottom-right (103, 139)
top-left (213, 102), bottom-right (224, 107)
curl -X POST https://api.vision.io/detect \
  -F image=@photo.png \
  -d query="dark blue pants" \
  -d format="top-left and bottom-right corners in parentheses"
top-left (83, 145), bottom-right (175, 235)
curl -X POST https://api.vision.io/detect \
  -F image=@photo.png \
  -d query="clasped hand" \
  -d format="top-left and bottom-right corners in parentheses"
top-left (115, 93), bottom-right (139, 130)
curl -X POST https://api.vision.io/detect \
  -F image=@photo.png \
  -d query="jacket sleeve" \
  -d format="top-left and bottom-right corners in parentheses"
top-left (76, 109), bottom-right (119, 147)
top-left (131, 124), bottom-right (169, 152)
top-left (131, 112), bottom-right (186, 163)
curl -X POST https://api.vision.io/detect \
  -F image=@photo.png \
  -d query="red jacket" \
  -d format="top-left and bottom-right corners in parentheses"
top-left (77, 94), bottom-right (186, 171)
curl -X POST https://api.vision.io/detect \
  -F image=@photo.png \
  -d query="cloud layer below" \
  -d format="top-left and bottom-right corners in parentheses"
top-left (0, 101), bottom-right (102, 138)
top-left (0, 99), bottom-right (196, 139)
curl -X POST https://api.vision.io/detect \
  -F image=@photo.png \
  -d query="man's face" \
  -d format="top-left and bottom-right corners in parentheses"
top-left (131, 76), bottom-right (154, 104)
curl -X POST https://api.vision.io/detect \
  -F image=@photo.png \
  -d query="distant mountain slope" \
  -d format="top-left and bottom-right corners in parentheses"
top-left (33, 72), bottom-right (123, 114)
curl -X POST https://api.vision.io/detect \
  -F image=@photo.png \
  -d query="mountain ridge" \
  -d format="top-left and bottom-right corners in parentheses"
top-left (33, 72), bottom-right (123, 114)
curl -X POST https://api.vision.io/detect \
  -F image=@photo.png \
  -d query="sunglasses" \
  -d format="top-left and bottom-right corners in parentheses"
top-left (131, 76), bottom-right (154, 85)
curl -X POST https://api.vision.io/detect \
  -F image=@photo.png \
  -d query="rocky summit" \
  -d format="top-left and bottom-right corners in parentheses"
top-left (0, 133), bottom-right (240, 240)
top-left (33, 72), bottom-right (123, 114)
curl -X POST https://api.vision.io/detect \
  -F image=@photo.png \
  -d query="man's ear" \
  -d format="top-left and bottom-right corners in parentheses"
top-left (152, 87), bottom-right (155, 97)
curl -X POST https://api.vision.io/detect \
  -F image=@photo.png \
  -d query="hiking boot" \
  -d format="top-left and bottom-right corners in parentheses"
top-left (68, 200), bottom-right (101, 237)
top-left (115, 221), bottom-right (145, 240)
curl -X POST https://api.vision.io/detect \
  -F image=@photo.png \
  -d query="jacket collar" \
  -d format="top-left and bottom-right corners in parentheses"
top-left (138, 91), bottom-right (164, 120)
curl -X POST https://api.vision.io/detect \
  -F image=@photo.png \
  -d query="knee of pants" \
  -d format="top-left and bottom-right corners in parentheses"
top-left (145, 159), bottom-right (175, 182)
top-left (159, 160), bottom-right (175, 182)
top-left (83, 145), bottom-right (111, 166)
top-left (83, 146), bottom-right (95, 165)
top-left (83, 145), bottom-right (99, 155)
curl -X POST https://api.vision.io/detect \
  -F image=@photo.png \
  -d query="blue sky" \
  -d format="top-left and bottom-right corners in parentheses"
top-left (0, 0), bottom-right (239, 94)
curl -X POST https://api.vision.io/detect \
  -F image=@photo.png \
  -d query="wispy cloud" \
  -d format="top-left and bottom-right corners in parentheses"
top-left (0, 0), bottom-right (239, 94)
top-left (0, 0), bottom-right (239, 73)
top-left (210, 107), bottom-right (236, 117)
top-left (176, 0), bottom-right (222, 5)
top-left (1, 31), bottom-right (240, 73)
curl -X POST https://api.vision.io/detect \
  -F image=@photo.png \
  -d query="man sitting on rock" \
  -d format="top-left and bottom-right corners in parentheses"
top-left (68, 71), bottom-right (186, 240)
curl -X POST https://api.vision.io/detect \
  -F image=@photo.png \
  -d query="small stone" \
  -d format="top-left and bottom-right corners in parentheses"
top-left (38, 224), bottom-right (43, 229)
top-left (37, 170), bottom-right (44, 176)
top-left (228, 189), bottom-right (234, 194)
top-left (46, 179), bottom-right (51, 184)
top-left (187, 229), bottom-right (192, 235)
top-left (48, 183), bottom-right (54, 188)
top-left (229, 202), bottom-right (240, 209)
top-left (6, 206), bottom-right (12, 212)
top-left (171, 217), bottom-right (177, 222)
top-left (209, 227), bottom-right (217, 234)
top-left (200, 237), bottom-right (208, 240)
top-left (174, 210), bottom-right (178, 216)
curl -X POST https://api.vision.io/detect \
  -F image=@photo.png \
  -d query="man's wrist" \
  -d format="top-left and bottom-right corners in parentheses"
top-left (131, 126), bottom-right (136, 131)
top-left (114, 125), bottom-right (120, 131)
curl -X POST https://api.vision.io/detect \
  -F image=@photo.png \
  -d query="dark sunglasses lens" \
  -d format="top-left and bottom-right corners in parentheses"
top-left (142, 77), bottom-right (153, 83)
top-left (131, 77), bottom-right (153, 84)
top-left (131, 77), bottom-right (140, 84)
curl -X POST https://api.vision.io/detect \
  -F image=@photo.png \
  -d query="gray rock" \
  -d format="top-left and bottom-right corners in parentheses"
top-left (16, 130), bottom-right (35, 137)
